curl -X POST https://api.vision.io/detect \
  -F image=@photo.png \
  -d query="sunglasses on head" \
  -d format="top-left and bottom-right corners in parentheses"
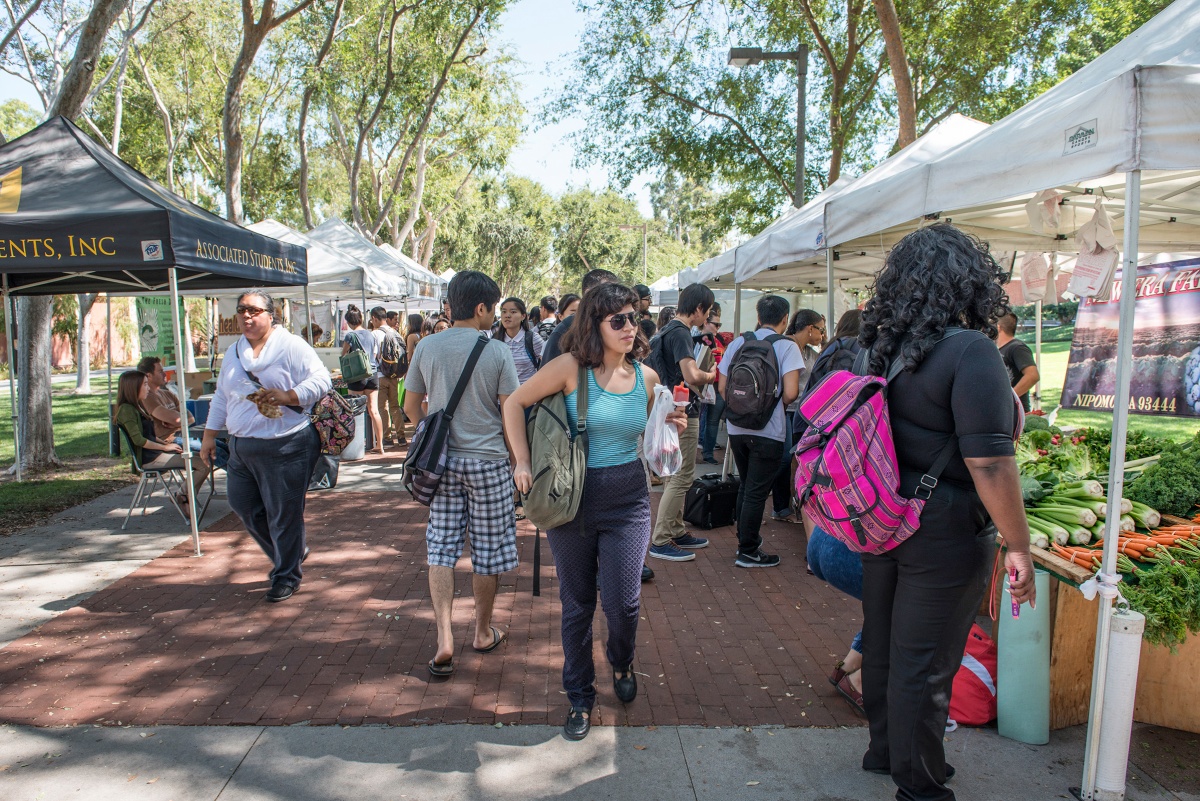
top-left (604, 312), bottom-right (639, 330)
top-left (237, 305), bottom-right (268, 317)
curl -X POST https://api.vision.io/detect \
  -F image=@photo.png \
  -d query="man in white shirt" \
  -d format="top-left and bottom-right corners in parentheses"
top-left (718, 295), bottom-right (804, 568)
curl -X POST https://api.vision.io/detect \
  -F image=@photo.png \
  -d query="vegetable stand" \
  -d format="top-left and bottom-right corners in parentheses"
top-left (996, 519), bottom-right (1200, 735)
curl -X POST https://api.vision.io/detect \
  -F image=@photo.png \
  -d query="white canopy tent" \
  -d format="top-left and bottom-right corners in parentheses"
top-left (307, 218), bottom-right (419, 303)
top-left (718, 1), bottom-right (1200, 796)
top-left (378, 243), bottom-right (445, 310)
top-left (247, 219), bottom-right (407, 301)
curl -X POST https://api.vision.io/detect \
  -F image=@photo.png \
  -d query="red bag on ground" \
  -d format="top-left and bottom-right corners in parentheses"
top-left (949, 624), bottom-right (998, 726)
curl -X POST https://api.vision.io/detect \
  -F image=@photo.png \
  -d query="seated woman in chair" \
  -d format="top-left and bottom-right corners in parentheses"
top-left (112, 370), bottom-right (211, 515)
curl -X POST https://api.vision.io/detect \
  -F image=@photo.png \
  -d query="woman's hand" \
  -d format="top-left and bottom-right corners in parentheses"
top-left (259, 388), bottom-right (299, 407)
top-left (665, 409), bottom-right (688, 434)
top-left (512, 462), bottom-right (533, 495)
top-left (164, 441), bottom-right (184, 454)
top-left (1005, 549), bottom-right (1037, 608)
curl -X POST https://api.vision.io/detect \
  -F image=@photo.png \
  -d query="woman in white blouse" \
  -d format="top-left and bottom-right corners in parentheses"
top-left (200, 291), bottom-right (332, 603)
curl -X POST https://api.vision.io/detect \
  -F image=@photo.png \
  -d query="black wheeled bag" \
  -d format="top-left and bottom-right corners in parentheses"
top-left (682, 472), bottom-right (740, 529)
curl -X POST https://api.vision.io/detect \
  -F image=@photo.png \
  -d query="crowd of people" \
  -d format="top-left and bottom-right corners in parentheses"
top-left (111, 222), bottom-right (1038, 801)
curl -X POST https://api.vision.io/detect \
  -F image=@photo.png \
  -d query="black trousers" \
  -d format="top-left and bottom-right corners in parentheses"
top-left (227, 426), bottom-right (321, 588)
top-left (729, 434), bottom-right (786, 555)
top-left (860, 480), bottom-right (993, 801)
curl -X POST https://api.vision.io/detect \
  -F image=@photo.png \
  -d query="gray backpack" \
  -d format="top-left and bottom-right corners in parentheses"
top-left (522, 365), bottom-right (589, 530)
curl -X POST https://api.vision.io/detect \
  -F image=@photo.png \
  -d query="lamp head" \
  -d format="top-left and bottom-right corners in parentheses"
top-left (728, 46), bottom-right (762, 67)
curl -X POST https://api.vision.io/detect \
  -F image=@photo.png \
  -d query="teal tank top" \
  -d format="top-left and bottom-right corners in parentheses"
top-left (565, 363), bottom-right (649, 468)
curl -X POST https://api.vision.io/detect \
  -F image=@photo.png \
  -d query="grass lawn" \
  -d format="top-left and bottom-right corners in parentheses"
top-left (0, 379), bottom-right (136, 534)
top-left (1020, 328), bottom-right (1200, 442)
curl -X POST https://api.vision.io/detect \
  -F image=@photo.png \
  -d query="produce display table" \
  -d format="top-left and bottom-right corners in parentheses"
top-left (997, 517), bottom-right (1200, 734)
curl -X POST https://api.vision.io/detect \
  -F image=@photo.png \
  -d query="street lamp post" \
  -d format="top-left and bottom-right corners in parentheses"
top-left (618, 222), bottom-right (648, 283)
top-left (728, 45), bottom-right (809, 207)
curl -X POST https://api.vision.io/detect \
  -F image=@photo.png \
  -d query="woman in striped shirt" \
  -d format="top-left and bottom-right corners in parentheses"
top-left (503, 283), bottom-right (686, 742)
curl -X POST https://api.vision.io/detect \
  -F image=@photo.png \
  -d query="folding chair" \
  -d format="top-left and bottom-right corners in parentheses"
top-left (118, 426), bottom-right (187, 529)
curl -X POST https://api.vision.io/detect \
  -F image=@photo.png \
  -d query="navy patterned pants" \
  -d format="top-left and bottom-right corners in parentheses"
top-left (547, 460), bottom-right (651, 710)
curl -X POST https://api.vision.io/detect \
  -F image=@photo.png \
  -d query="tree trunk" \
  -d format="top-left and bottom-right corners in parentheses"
top-left (12, 0), bottom-right (127, 474)
top-left (299, 0), bottom-right (343, 230)
top-left (74, 293), bottom-right (97, 394)
top-left (16, 297), bottom-right (61, 470)
top-left (872, 0), bottom-right (916, 150)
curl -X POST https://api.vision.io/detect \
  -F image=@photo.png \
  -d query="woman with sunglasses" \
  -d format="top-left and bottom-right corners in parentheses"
top-left (503, 283), bottom-right (686, 741)
top-left (201, 291), bottom-right (332, 603)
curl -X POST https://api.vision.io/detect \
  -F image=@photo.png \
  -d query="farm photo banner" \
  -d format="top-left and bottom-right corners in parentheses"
top-left (1062, 258), bottom-right (1200, 417)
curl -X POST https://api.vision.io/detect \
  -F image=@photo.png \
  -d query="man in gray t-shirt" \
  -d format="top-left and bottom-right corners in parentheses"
top-left (402, 270), bottom-right (520, 678)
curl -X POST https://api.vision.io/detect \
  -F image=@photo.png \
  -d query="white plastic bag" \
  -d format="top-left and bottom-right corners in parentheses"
top-left (698, 383), bottom-right (717, 405)
top-left (644, 383), bottom-right (682, 477)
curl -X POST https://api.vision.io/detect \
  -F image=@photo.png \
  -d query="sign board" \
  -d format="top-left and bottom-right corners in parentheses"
top-left (1061, 259), bottom-right (1200, 417)
top-left (135, 296), bottom-right (186, 362)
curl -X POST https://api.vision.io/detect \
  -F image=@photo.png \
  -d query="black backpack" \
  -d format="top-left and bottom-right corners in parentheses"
top-left (723, 331), bottom-right (785, 430)
top-left (378, 330), bottom-right (406, 378)
top-left (523, 328), bottom-right (541, 369)
top-left (647, 319), bottom-right (686, 389)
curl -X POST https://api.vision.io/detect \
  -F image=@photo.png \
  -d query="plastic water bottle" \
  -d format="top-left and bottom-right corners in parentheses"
top-left (997, 566), bottom-right (1051, 744)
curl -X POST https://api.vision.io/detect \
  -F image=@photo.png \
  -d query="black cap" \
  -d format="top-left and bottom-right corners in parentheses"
top-left (633, 284), bottom-right (652, 299)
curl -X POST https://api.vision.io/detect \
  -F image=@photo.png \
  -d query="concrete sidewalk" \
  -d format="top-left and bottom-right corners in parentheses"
top-left (0, 721), bottom-right (1188, 801)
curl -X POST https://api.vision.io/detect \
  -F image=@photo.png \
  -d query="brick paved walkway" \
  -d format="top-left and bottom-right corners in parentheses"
top-left (0, 461), bottom-right (864, 729)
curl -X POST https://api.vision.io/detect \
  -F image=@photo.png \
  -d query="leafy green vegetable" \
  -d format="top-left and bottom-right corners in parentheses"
top-left (1023, 415), bottom-right (1051, 433)
top-left (1123, 557), bottom-right (1200, 651)
top-left (1125, 433), bottom-right (1200, 518)
top-left (1021, 475), bottom-right (1050, 503)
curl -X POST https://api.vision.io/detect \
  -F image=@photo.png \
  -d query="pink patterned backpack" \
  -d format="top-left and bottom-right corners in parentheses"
top-left (794, 330), bottom-right (967, 554)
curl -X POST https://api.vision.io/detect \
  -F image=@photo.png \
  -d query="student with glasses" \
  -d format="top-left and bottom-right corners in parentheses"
top-left (201, 291), bottom-right (332, 603)
top-left (772, 309), bottom-right (827, 522)
top-left (504, 283), bottom-right (686, 741)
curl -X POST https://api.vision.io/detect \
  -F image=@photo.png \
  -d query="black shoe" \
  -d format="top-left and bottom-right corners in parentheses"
top-left (302, 547), bottom-right (311, 563)
top-left (641, 565), bottom-right (654, 582)
top-left (614, 666), bottom-right (637, 703)
top-left (265, 583), bottom-right (295, 602)
top-left (862, 763), bottom-right (955, 781)
top-left (563, 707), bottom-right (591, 741)
top-left (735, 549), bottom-right (781, 568)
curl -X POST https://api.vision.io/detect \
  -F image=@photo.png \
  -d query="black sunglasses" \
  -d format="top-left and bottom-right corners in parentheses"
top-left (237, 305), bottom-right (268, 317)
top-left (604, 312), bottom-right (639, 330)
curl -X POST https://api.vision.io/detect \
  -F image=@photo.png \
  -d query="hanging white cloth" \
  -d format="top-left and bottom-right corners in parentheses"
top-left (1069, 198), bottom-right (1120, 299)
top-left (1024, 190), bottom-right (1062, 233)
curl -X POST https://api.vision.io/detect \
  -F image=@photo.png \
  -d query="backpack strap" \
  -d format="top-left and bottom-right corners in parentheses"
top-left (576, 364), bottom-right (589, 444)
top-left (914, 437), bottom-right (959, 500)
top-left (443, 335), bottom-right (490, 421)
top-left (858, 327), bottom-right (970, 382)
top-left (525, 328), bottom-right (540, 368)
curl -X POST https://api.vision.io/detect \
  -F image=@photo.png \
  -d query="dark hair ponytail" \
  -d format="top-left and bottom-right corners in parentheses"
top-left (345, 304), bottom-right (363, 327)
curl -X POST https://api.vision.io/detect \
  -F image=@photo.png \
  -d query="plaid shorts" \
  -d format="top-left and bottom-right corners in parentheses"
top-left (426, 457), bottom-right (518, 575)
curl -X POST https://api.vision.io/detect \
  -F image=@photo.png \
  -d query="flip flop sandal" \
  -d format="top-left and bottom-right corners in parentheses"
top-left (835, 674), bottom-right (865, 716)
top-left (515, 512), bottom-right (527, 521)
top-left (473, 626), bottom-right (507, 654)
top-left (427, 658), bottom-right (454, 677)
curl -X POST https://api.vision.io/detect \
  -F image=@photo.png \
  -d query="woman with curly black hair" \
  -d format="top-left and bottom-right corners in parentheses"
top-left (856, 224), bottom-right (1035, 801)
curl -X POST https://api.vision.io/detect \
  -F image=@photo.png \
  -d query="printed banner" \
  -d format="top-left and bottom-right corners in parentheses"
top-left (1061, 259), bottom-right (1200, 417)
top-left (135, 296), bottom-right (185, 363)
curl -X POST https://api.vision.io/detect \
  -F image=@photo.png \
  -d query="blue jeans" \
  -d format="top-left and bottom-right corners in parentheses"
top-left (699, 392), bottom-right (724, 459)
top-left (176, 436), bottom-right (229, 470)
top-left (806, 525), bottom-right (863, 653)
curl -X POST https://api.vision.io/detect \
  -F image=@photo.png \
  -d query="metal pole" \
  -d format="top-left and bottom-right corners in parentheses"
top-left (1034, 297), bottom-right (1043, 410)
top-left (3, 276), bottom-right (19, 481)
top-left (1080, 170), bottom-right (1141, 800)
top-left (168, 268), bottom-right (201, 557)
top-left (826, 247), bottom-right (836, 326)
top-left (106, 294), bottom-right (115, 456)
top-left (642, 223), bottom-right (648, 283)
top-left (733, 282), bottom-right (743, 336)
top-left (303, 285), bottom-right (313, 345)
top-left (795, 45), bottom-right (808, 207)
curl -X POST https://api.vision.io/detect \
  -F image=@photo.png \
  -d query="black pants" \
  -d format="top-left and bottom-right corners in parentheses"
top-left (860, 481), bottom-right (993, 801)
top-left (227, 426), bottom-right (321, 588)
top-left (770, 410), bottom-right (796, 514)
top-left (729, 434), bottom-right (786, 555)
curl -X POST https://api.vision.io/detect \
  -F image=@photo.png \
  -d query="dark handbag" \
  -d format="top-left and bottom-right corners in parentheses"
top-left (683, 472), bottom-right (741, 529)
top-left (403, 334), bottom-right (490, 506)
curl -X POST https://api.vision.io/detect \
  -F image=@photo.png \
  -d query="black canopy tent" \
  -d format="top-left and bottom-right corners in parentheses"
top-left (0, 116), bottom-right (308, 555)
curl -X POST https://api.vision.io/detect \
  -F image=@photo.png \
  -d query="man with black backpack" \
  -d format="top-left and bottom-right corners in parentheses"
top-left (718, 295), bottom-right (804, 568)
top-left (372, 306), bottom-right (408, 446)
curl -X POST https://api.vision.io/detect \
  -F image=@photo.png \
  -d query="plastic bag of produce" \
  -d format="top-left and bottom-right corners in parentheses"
top-left (645, 383), bottom-right (683, 477)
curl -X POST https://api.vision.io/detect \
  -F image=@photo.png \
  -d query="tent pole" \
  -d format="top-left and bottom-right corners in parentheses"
top-left (168, 268), bottom-right (201, 557)
top-left (303, 285), bottom-right (313, 345)
top-left (826, 247), bottom-right (835, 326)
top-left (732, 282), bottom-right (743, 334)
top-left (3, 276), bottom-right (19, 482)
top-left (1080, 169), bottom-right (1141, 801)
top-left (106, 294), bottom-right (114, 456)
top-left (1034, 298), bottom-right (1043, 410)
top-left (361, 286), bottom-right (367, 317)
